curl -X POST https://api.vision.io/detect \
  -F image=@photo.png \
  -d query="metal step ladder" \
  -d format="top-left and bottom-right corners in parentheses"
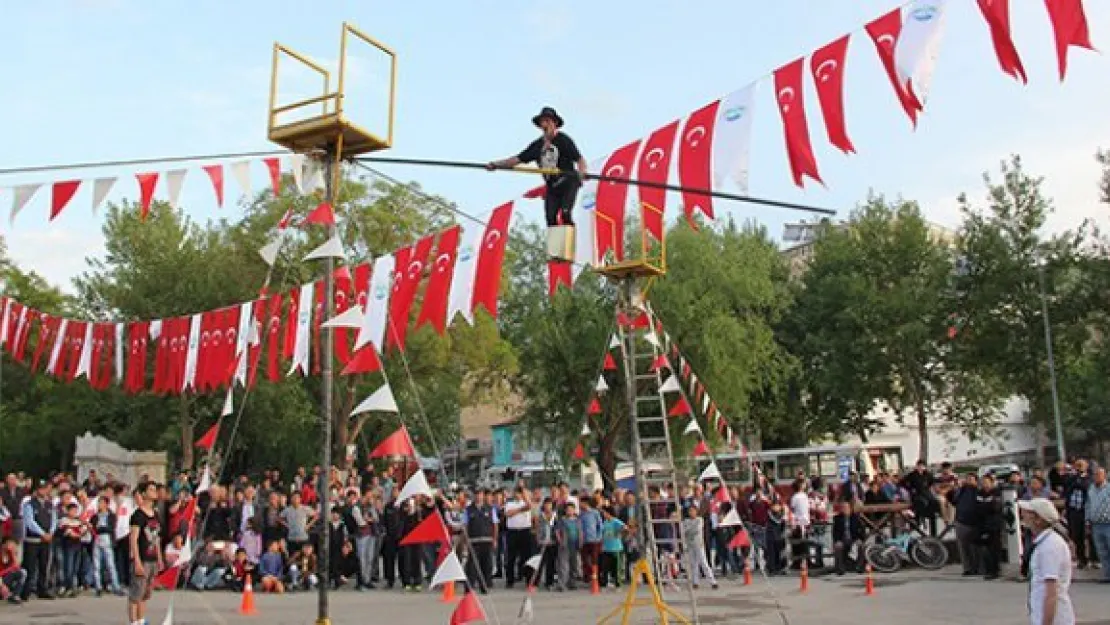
top-left (616, 305), bottom-right (700, 622)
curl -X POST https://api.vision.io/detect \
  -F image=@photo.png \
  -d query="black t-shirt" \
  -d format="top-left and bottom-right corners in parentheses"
top-left (518, 132), bottom-right (582, 187)
top-left (130, 507), bottom-right (162, 563)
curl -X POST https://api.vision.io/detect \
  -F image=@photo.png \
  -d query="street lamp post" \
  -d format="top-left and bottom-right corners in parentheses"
top-left (1037, 260), bottom-right (1067, 463)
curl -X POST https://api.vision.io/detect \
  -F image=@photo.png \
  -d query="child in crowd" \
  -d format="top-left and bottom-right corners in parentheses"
top-left (289, 542), bottom-right (318, 591)
top-left (258, 540), bottom-right (286, 593)
top-left (682, 505), bottom-right (717, 589)
top-left (556, 501), bottom-right (581, 592)
top-left (599, 506), bottom-right (626, 589)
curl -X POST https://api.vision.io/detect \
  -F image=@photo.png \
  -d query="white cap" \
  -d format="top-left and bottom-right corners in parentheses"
top-left (1017, 498), bottom-right (1060, 524)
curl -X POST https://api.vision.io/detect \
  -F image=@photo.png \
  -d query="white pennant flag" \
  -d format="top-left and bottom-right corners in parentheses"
top-left (234, 301), bottom-right (253, 385)
top-left (114, 323), bottom-right (124, 382)
top-left (711, 84), bottom-right (757, 194)
top-left (609, 334), bottom-right (620, 349)
top-left (182, 313), bottom-right (202, 392)
top-left (304, 235), bottom-right (345, 261)
top-left (166, 169), bottom-right (187, 210)
top-left (895, 0), bottom-right (948, 107)
top-left (91, 177), bottom-right (117, 214)
top-left (75, 322), bottom-right (95, 379)
top-left (698, 461), bottom-right (721, 482)
top-left (525, 554), bottom-right (543, 572)
top-left (684, 418), bottom-right (701, 436)
top-left (659, 375), bottom-right (681, 394)
top-left (0, 298), bottom-right (11, 346)
top-left (581, 421), bottom-right (591, 436)
top-left (287, 282), bottom-right (315, 375)
top-left (645, 332), bottom-right (661, 348)
top-left (303, 158), bottom-right (324, 194)
top-left (350, 382), bottom-right (399, 416)
top-left (572, 156), bottom-right (605, 281)
top-left (430, 552), bottom-right (468, 588)
top-left (10, 183), bottom-right (42, 224)
top-left (149, 319), bottom-right (162, 340)
top-left (221, 386), bottom-right (234, 417)
top-left (47, 319), bottom-right (68, 375)
top-left (321, 306), bottom-right (363, 329)
top-left (196, 466), bottom-right (211, 494)
top-left (353, 254), bottom-right (394, 352)
top-left (258, 238), bottom-right (282, 266)
top-left (176, 536), bottom-right (193, 568)
top-left (394, 469), bottom-right (433, 507)
top-left (595, 375), bottom-right (609, 393)
top-left (446, 220), bottom-right (482, 327)
top-left (291, 154), bottom-right (306, 193)
top-left (701, 394), bottom-right (710, 414)
top-left (719, 508), bottom-right (743, 527)
top-left (230, 160), bottom-right (252, 199)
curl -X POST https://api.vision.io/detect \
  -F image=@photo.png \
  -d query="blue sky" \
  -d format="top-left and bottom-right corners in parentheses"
top-left (1, 0), bottom-right (1107, 291)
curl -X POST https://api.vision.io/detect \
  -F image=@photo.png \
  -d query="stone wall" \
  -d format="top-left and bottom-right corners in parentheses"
top-left (73, 432), bottom-right (167, 485)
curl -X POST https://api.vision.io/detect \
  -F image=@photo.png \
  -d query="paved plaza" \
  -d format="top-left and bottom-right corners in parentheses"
top-left (1, 567), bottom-right (1108, 625)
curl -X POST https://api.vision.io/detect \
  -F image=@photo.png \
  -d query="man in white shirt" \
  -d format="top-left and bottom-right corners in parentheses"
top-left (503, 487), bottom-right (534, 589)
top-left (1018, 498), bottom-right (1074, 625)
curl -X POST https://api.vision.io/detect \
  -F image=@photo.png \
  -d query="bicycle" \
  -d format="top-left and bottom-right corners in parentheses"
top-left (864, 531), bottom-right (948, 573)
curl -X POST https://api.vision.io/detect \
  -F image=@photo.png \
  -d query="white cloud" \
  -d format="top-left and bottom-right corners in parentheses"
top-left (6, 228), bottom-right (105, 293)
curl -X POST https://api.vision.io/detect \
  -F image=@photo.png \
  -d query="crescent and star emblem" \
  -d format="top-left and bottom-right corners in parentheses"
top-left (407, 260), bottom-right (423, 280)
top-left (484, 230), bottom-right (502, 249)
top-left (685, 126), bottom-right (706, 148)
top-left (604, 164), bottom-right (625, 185)
top-left (644, 148), bottom-right (665, 170)
top-left (877, 33), bottom-right (896, 49)
top-left (778, 87), bottom-right (796, 113)
top-left (816, 59), bottom-right (838, 83)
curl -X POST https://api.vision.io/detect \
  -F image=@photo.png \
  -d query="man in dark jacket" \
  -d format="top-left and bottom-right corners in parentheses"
top-left (976, 474), bottom-right (1003, 580)
top-left (948, 472), bottom-right (981, 575)
top-left (902, 460), bottom-right (938, 536)
top-left (831, 501), bottom-right (865, 574)
top-left (1064, 458), bottom-right (1092, 568)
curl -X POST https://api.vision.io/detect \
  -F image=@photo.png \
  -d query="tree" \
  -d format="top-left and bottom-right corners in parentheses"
top-left (953, 156), bottom-right (1095, 457)
top-left (786, 195), bottom-right (1005, 463)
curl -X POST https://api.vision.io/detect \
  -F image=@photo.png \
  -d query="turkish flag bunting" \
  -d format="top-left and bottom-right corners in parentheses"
top-left (202, 165), bottom-right (224, 207)
top-left (30, 315), bottom-right (57, 372)
top-left (153, 567), bottom-right (180, 591)
top-left (247, 297), bottom-right (267, 388)
top-left (217, 307), bottom-right (240, 388)
top-left (416, 226), bottom-right (460, 335)
top-left (677, 102), bottom-right (719, 226)
top-left (450, 591), bottom-right (488, 625)
top-left (573, 443), bottom-right (586, 460)
top-left (595, 140), bottom-right (641, 261)
top-left (136, 172), bottom-right (159, 221)
top-left (1044, 0), bottom-right (1094, 81)
top-left (977, 0), bottom-right (1027, 83)
top-left (668, 397), bottom-right (691, 417)
top-left (773, 58), bottom-right (823, 188)
top-left (334, 269), bottom-right (354, 364)
top-left (88, 323), bottom-right (106, 387)
top-left (312, 280), bottom-right (326, 375)
top-left (195, 423), bottom-right (218, 451)
top-left (603, 353), bottom-right (617, 371)
top-left (263, 157), bottom-right (282, 196)
top-left (63, 321), bottom-right (86, 381)
top-left (399, 508), bottom-right (451, 547)
top-left (471, 202), bottom-right (514, 319)
top-left (693, 440), bottom-right (709, 456)
top-left (866, 9), bottom-right (922, 126)
top-left (264, 293), bottom-right (284, 383)
top-left (370, 426), bottom-right (417, 459)
top-left (302, 202), bottom-right (335, 227)
top-left (387, 235), bottom-right (435, 352)
top-left (617, 311), bottom-right (649, 329)
top-left (729, 529), bottom-right (751, 550)
top-left (341, 345), bottom-right (382, 376)
top-left (651, 354), bottom-right (669, 371)
top-left (283, 286), bottom-right (300, 360)
top-left (14, 309), bottom-right (39, 364)
top-left (547, 261), bottom-right (573, 297)
top-left (810, 35), bottom-right (855, 154)
top-left (523, 185), bottom-right (546, 199)
top-left (193, 311), bottom-right (216, 391)
top-left (636, 121), bottom-right (680, 241)
top-left (125, 321), bottom-right (148, 393)
top-left (588, 397), bottom-right (602, 415)
top-left (715, 484), bottom-right (731, 503)
top-left (50, 180), bottom-right (81, 221)
top-left (172, 320), bottom-right (191, 393)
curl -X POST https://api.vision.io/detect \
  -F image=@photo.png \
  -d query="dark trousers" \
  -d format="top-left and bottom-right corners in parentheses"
top-left (466, 540), bottom-right (493, 590)
top-left (980, 531), bottom-right (1001, 577)
top-left (399, 544), bottom-right (422, 587)
top-left (20, 541), bottom-right (50, 598)
top-left (580, 542), bottom-right (601, 582)
top-left (381, 538), bottom-right (398, 586)
top-left (2, 569), bottom-right (27, 598)
top-left (114, 538), bottom-right (130, 586)
top-left (1067, 509), bottom-right (1088, 565)
top-left (505, 529), bottom-right (532, 587)
top-left (544, 180), bottom-right (578, 226)
top-left (538, 544), bottom-right (557, 588)
top-left (833, 540), bottom-right (861, 574)
top-left (599, 551), bottom-right (620, 587)
top-left (61, 543), bottom-right (82, 590)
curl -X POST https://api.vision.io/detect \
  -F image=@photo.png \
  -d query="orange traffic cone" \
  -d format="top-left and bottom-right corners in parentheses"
top-left (799, 559), bottom-right (809, 593)
top-left (440, 580), bottom-right (457, 603)
top-left (864, 564), bottom-right (874, 596)
top-left (743, 559), bottom-right (752, 586)
top-left (239, 576), bottom-right (257, 616)
top-left (590, 570), bottom-right (600, 595)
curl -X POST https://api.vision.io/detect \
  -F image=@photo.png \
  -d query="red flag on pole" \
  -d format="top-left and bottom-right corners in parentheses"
top-left (729, 529), bottom-right (751, 549)
top-left (202, 164), bottom-right (225, 207)
top-left (302, 202), bottom-right (335, 227)
top-left (977, 0), bottom-right (1027, 83)
top-left (263, 157), bottom-right (282, 196)
top-left (603, 353), bottom-right (617, 371)
top-left (588, 397), bottom-right (602, 415)
top-left (650, 354), bottom-right (669, 371)
top-left (636, 121), bottom-right (680, 241)
top-left (450, 591), bottom-right (488, 625)
top-left (677, 100), bottom-right (720, 226)
top-left (50, 180), bottom-right (81, 221)
top-left (1044, 0), bottom-right (1094, 81)
top-left (470, 202), bottom-right (514, 319)
top-left (866, 9), bottom-right (922, 126)
top-left (810, 35), bottom-right (855, 154)
top-left (693, 440), bottom-right (709, 457)
top-left (595, 140), bottom-right (641, 261)
top-left (136, 173), bottom-right (159, 221)
top-left (341, 345), bottom-right (382, 376)
top-left (416, 226), bottom-right (461, 335)
top-left (194, 423), bottom-right (218, 451)
top-left (369, 426), bottom-right (417, 459)
top-left (773, 58), bottom-right (823, 188)
top-left (387, 235), bottom-right (435, 352)
top-left (547, 261), bottom-right (572, 297)
top-left (399, 508), bottom-right (451, 547)
top-left (668, 397), bottom-right (691, 418)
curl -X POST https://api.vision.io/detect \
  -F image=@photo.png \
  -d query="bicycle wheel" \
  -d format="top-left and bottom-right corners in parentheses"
top-left (910, 537), bottom-right (948, 570)
top-left (864, 544), bottom-right (901, 574)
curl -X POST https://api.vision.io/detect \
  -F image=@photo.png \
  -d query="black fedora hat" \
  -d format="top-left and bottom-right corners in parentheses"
top-left (532, 106), bottom-right (564, 128)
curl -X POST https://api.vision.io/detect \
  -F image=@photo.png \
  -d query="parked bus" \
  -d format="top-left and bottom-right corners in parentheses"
top-left (701, 443), bottom-right (905, 496)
